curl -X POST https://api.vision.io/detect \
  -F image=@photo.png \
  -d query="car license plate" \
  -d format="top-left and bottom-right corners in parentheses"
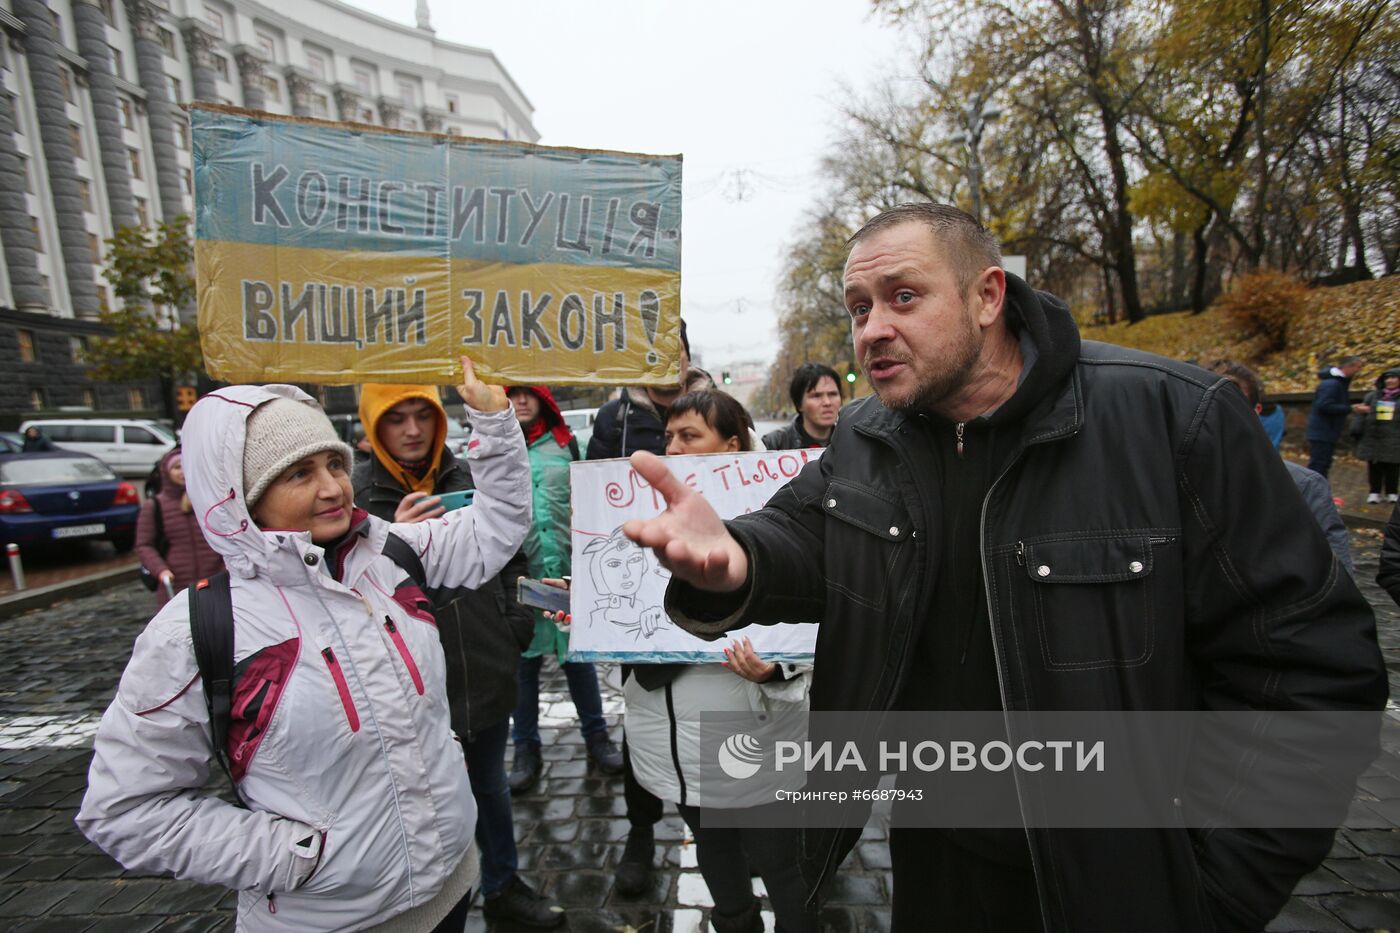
top-left (53, 524), bottom-right (105, 539)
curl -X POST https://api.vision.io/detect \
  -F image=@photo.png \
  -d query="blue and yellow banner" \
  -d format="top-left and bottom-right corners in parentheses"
top-left (192, 104), bottom-right (683, 385)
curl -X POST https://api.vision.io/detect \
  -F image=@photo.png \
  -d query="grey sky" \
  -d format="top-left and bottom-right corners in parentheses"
top-left (352, 0), bottom-right (907, 368)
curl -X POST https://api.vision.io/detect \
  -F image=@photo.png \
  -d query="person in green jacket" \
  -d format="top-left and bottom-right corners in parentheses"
top-left (507, 385), bottom-right (624, 792)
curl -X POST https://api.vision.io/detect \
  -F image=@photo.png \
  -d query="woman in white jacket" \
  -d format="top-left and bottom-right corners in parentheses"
top-left (77, 359), bottom-right (531, 933)
top-left (624, 390), bottom-right (817, 933)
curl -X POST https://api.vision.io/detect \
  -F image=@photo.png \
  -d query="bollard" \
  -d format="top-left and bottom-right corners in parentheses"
top-left (7, 543), bottom-right (24, 592)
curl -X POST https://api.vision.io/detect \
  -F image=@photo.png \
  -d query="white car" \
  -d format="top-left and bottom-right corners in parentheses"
top-left (19, 419), bottom-right (176, 479)
top-left (561, 407), bottom-right (599, 450)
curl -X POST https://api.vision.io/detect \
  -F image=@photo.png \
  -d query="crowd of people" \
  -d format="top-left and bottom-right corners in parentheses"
top-left (79, 202), bottom-right (1400, 933)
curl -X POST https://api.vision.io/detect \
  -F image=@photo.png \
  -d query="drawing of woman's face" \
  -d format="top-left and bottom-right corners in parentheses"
top-left (597, 542), bottom-right (647, 596)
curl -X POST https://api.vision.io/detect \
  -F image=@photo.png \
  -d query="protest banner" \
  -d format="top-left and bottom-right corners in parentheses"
top-left (192, 104), bottom-right (683, 386)
top-left (566, 450), bottom-right (821, 663)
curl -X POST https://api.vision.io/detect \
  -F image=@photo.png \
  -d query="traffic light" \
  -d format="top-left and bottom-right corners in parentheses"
top-left (845, 371), bottom-right (857, 384)
top-left (722, 371), bottom-right (732, 385)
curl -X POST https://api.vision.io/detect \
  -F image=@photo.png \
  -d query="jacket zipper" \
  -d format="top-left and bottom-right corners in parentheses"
top-left (384, 618), bottom-right (425, 696)
top-left (981, 455), bottom-right (1052, 930)
top-left (321, 647), bottom-right (361, 732)
top-left (664, 682), bottom-right (687, 806)
top-left (955, 421), bottom-right (965, 458)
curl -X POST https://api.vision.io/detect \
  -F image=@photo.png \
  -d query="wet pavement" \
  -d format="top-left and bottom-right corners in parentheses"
top-left (0, 530), bottom-right (1396, 932)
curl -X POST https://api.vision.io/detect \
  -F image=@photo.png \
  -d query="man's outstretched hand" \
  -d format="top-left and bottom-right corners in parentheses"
top-left (622, 451), bottom-right (749, 593)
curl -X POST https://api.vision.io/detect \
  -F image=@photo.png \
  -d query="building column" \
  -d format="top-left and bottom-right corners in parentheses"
top-left (284, 68), bottom-right (313, 117)
top-left (234, 47), bottom-right (266, 111)
top-left (377, 99), bottom-right (400, 130)
top-left (180, 21), bottom-right (219, 103)
top-left (13, 0), bottom-right (101, 319)
top-left (0, 75), bottom-right (49, 311)
top-left (334, 86), bottom-right (359, 122)
top-left (72, 0), bottom-right (137, 231)
top-left (123, 0), bottom-right (186, 226)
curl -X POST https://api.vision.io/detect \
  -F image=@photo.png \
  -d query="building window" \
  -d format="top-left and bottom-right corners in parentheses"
top-left (159, 27), bottom-right (177, 57)
top-left (127, 147), bottom-right (142, 179)
top-left (358, 106), bottom-right (375, 124)
top-left (304, 49), bottom-right (327, 81)
top-left (135, 198), bottom-right (148, 226)
top-left (205, 8), bottom-right (225, 37)
top-left (401, 116), bottom-right (418, 131)
top-left (119, 97), bottom-right (134, 129)
top-left (181, 168), bottom-right (192, 194)
top-left (256, 33), bottom-right (277, 62)
top-left (69, 123), bottom-right (84, 159)
top-left (260, 75), bottom-right (281, 102)
top-left (397, 80), bottom-right (417, 107)
top-left (50, 11), bottom-right (63, 42)
top-left (211, 54), bottom-right (229, 80)
top-left (99, 0), bottom-right (116, 25)
top-left (17, 330), bottom-right (35, 363)
top-left (169, 76), bottom-right (183, 100)
top-left (176, 120), bottom-right (190, 150)
top-left (87, 233), bottom-right (101, 260)
top-left (30, 217), bottom-right (43, 252)
top-left (59, 67), bottom-right (75, 103)
top-left (111, 46), bottom-right (125, 80)
top-left (82, 388), bottom-right (96, 408)
top-left (20, 156), bottom-right (32, 194)
top-left (444, 93), bottom-right (458, 114)
top-left (95, 286), bottom-right (109, 313)
top-left (311, 93), bottom-right (329, 118)
top-left (79, 180), bottom-right (93, 212)
top-left (446, 126), bottom-right (460, 136)
top-left (29, 389), bottom-right (45, 411)
top-left (353, 65), bottom-right (373, 95)
top-left (128, 387), bottom-right (147, 410)
top-left (71, 336), bottom-right (89, 362)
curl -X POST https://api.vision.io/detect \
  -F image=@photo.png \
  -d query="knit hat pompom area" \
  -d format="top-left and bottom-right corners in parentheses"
top-left (242, 397), bottom-right (355, 510)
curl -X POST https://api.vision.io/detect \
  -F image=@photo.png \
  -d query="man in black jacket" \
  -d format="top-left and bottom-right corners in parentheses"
top-left (762, 363), bottom-right (842, 450)
top-left (354, 385), bottom-right (563, 928)
top-left (622, 204), bottom-right (1386, 932)
top-left (1306, 355), bottom-right (1365, 477)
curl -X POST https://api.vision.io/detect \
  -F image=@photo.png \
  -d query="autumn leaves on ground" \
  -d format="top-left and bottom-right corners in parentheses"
top-left (1086, 276), bottom-right (1400, 395)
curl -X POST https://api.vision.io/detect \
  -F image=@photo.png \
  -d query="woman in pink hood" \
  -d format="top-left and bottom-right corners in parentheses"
top-left (134, 447), bottom-right (224, 606)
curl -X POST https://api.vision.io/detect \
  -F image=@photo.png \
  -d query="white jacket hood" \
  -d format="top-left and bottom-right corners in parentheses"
top-left (182, 384), bottom-right (323, 579)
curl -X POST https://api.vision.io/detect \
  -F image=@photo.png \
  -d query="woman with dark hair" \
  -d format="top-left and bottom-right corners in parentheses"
top-left (626, 389), bottom-right (816, 933)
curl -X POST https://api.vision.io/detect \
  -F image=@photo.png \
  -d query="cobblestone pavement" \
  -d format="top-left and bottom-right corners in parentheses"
top-left (0, 531), bottom-right (1396, 932)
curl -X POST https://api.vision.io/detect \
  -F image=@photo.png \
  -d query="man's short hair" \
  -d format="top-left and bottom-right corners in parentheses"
top-left (788, 363), bottom-right (841, 411)
top-left (1204, 358), bottom-right (1263, 408)
top-left (1340, 355), bottom-right (1363, 367)
top-left (847, 203), bottom-right (1003, 294)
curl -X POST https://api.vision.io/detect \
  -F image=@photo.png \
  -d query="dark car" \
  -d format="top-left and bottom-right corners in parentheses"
top-left (0, 452), bottom-right (141, 552)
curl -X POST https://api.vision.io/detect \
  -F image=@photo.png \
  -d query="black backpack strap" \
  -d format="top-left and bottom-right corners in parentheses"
top-left (382, 532), bottom-right (427, 589)
top-left (189, 572), bottom-right (245, 807)
top-left (568, 436), bottom-right (581, 461)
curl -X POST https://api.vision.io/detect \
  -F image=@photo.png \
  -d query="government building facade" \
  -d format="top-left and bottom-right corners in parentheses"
top-left (0, 0), bottom-right (536, 423)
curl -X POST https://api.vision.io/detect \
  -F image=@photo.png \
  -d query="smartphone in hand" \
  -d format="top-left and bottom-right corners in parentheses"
top-left (517, 577), bottom-right (571, 615)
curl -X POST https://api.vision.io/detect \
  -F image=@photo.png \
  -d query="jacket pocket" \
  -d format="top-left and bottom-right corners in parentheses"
top-left (1021, 532), bottom-right (1174, 669)
top-left (383, 617), bottom-right (425, 696)
top-left (821, 479), bottom-right (914, 612)
top-left (321, 647), bottom-right (361, 731)
top-left (228, 638), bottom-right (298, 782)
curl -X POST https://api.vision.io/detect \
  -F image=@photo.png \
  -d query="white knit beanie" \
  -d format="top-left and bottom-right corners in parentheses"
top-left (242, 397), bottom-right (354, 509)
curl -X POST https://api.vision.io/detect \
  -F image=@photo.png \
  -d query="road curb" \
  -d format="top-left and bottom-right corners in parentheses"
top-left (0, 565), bottom-right (141, 620)
top-left (1342, 511), bottom-right (1390, 531)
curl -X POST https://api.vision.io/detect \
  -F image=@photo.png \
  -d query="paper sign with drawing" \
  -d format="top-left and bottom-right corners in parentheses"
top-left (567, 450), bottom-right (822, 663)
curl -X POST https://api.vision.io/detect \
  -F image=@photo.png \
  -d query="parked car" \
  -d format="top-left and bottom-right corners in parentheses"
top-left (561, 407), bottom-right (599, 450)
top-left (18, 419), bottom-right (176, 478)
top-left (445, 418), bottom-right (472, 458)
top-left (0, 452), bottom-right (141, 552)
top-left (0, 432), bottom-right (23, 454)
